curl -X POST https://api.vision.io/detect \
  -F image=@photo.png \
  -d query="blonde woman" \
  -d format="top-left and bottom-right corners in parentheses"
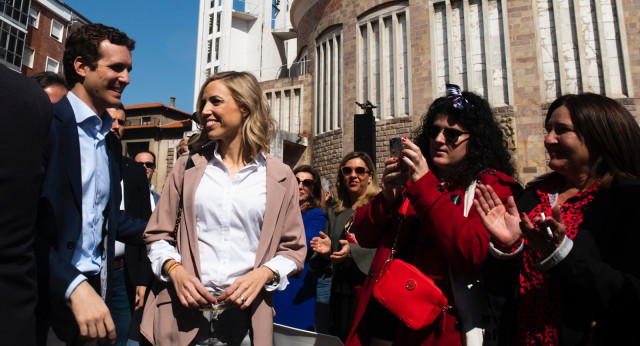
top-left (140, 71), bottom-right (306, 346)
top-left (310, 151), bottom-right (380, 341)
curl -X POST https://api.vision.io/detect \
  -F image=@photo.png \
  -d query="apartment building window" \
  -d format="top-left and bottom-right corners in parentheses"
top-left (50, 19), bottom-right (63, 42)
top-left (45, 57), bottom-right (59, 72)
top-left (431, 0), bottom-right (511, 105)
top-left (207, 39), bottom-right (212, 63)
top-left (0, 21), bottom-right (26, 69)
top-left (216, 12), bottom-right (221, 32)
top-left (265, 87), bottom-right (302, 133)
top-left (142, 117), bottom-right (151, 125)
top-left (537, 0), bottom-right (629, 100)
top-left (209, 13), bottom-right (214, 34)
top-left (357, 4), bottom-right (410, 120)
top-left (1, 0), bottom-right (30, 25)
top-left (22, 46), bottom-right (33, 68)
top-left (28, 8), bottom-right (40, 28)
top-left (314, 28), bottom-right (342, 134)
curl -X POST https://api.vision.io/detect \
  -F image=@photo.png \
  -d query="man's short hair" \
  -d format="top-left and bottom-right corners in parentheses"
top-left (63, 23), bottom-right (136, 87)
top-left (109, 103), bottom-right (125, 112)
top-left (136, 150), bottom-right (156, 164)
top-left (32, 72), bottom-right (67, 89)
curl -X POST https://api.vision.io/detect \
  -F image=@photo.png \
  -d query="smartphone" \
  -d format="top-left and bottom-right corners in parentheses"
top-left (389, 137), bottom-right (407, 182)
top-left (389, 137), bottom-right (403, 159)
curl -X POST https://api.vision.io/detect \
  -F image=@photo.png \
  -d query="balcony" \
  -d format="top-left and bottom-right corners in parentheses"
top-left (231, 0), bottom-right (259, 21)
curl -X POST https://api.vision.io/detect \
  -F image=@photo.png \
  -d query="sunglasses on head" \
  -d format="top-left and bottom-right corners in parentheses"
top-left (139, 161), bottom-right (155, 169)
top-left (427, 125), bottom-right (470, 143)
top-left (341, 166), bottom-right (370, 177)
top-left (296, 178), bottom-right (314, 188)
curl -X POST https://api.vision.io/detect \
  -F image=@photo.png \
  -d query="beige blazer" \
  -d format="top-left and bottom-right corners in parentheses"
top-left (140, 146), bottom-right (306, 346)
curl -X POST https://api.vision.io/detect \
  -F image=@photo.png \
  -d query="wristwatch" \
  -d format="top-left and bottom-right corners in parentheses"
top-left (270, 270), bottom-right (280, 285)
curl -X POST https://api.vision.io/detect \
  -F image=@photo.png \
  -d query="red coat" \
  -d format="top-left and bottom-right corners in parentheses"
top-left (345, 169), bottom-right (520, 346)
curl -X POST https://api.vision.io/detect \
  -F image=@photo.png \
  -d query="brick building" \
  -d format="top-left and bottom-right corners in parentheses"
top-left (122, 99), bottom-right (193, 194)
top-left (20, 0), bottom-right (88, 76)
top-left (263, 0), bottom-right (640, 187)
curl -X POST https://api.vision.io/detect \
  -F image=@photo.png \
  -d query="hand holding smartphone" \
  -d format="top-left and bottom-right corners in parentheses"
top-left (389, 137), bottom-right (408, 183)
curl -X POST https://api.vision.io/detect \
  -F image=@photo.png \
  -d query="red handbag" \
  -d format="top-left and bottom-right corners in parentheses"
top-left (372, 199), bottom-right (450, 330)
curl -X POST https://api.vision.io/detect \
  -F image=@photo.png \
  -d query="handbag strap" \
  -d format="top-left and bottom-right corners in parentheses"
top-left (376, 198), bottom-right (411, 282)
top-left (171, 150), bottom-right (196, 246)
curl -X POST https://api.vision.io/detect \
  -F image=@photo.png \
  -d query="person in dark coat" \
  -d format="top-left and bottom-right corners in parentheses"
top-left (0, 64), bottom-right (53, 345)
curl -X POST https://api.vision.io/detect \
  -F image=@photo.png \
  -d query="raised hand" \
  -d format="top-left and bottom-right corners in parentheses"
top-left (310, 231), bottom-right (332, 257)
top-left (399, 137), bottom-right (430, 183)
top-left (473, 183), bottom-right (522, 246)
top-left (330, 239), bottom-right (351, 263)
top-left (520, 205), bottom-right (566, 257)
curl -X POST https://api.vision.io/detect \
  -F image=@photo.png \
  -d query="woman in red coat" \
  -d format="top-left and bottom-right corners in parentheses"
top-left (345, 85), bottom-right (521, 346)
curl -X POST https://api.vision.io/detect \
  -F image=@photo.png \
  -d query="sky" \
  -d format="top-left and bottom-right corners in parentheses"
top-left (60, 0), bottom-right (200, 112)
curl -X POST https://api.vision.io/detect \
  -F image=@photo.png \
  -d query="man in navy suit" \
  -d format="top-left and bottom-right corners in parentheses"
top-left (35, 23), bottom-right (146, 345)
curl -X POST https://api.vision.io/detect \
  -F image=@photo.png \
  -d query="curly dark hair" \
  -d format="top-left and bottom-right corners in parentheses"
top-left (293, 165), bottom-right (324, 211)
top-left (63, 23), bottom-right (135, 87)
top-left (413, 91), bottom-right (516, 189)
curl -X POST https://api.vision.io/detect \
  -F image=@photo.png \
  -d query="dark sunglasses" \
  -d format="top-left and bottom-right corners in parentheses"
top-left (341, 166), bottom-right (370, 177)
top-left (296, 178), bottom-right (314, 188)
top-left (139, 161), bottom-right (155, 169)
top-left (427, 125), bottom-right (470, 143)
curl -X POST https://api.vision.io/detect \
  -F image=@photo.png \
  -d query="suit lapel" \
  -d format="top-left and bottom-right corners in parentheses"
top-left (182, 151), bottom-right (209, 278)
top-left (254, 155), bottom-right (286, 268)
top-left (54, 98), bottom-right (82, 210)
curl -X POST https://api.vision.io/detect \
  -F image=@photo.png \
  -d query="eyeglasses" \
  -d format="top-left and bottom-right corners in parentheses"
top-left (296, 178), bottom-right (314, 188)
top-left (139, 161), bottom-right (155, 169)
top-left (341, 166), bottom-right (370, 177)
top-left (427, 125), bottom-right (470, 143)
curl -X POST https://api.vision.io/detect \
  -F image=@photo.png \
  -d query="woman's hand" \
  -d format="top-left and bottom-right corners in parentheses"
top-left (310, 231), bottom-right (332, 258)
top-left (329, 240), bottom-right (351, 263)
top-left (400, 138), bottom-right (430, 183)
top-left (520, 205), bottom-right (566, 257)
top-left (218, 267), bottom-right (274, 310)
top-left (473, 183), bottom-right (522, 246)
top-left (381, 157), bottom-right (405, 209)
top-left (167, 262), bottom-right (215, 309)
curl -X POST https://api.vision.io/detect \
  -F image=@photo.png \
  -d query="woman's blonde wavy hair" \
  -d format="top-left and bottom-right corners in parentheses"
top-left (190, 71), bottom-right (276, 162)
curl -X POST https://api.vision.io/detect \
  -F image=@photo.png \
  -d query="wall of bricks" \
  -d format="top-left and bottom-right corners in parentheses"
top-left (22, 3), bottom-right (66, 76)
top-left (289, 0), bottom-right (640, 185)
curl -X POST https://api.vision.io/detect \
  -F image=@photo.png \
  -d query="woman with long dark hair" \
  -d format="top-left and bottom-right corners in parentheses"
top-left (475, 93), bottom-right (640, 345)
top-left (345, 85), bottom-right (521, 345)
top-left (310, 151), bottom-right (380, 341)
top-left (272, 165), bottom-right (327, 331)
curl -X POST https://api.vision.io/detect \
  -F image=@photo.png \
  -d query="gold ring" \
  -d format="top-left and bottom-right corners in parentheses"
top-left (484, 208), bottom-right (491, 215)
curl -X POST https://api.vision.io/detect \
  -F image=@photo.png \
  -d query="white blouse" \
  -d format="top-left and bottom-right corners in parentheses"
top-left (148, 146), bottom-right (295, 291)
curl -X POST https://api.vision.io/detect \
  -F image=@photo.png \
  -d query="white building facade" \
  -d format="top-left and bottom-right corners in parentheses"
top-left (193, 0), bottom-right (306, 164)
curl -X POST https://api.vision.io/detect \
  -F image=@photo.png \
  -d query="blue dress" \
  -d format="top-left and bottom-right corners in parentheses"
top-left (273, 207), bottom-right (327, 331)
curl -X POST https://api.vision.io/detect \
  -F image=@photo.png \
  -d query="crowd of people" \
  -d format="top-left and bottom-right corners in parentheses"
top-left (1, 21), bottom-right (639, 346)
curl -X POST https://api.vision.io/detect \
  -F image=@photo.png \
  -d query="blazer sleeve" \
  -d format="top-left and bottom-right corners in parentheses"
top-left (405, 170), bottom-right (520, 274)
top-left (273, 168), bottom-right (307, 274)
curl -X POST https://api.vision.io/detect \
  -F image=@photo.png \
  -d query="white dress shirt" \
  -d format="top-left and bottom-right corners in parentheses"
top-left (148, 144), bottom-right (296, 291)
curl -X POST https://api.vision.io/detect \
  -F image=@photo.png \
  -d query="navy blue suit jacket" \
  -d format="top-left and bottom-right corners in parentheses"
top-left (35, 96), bottom-right (147, 307)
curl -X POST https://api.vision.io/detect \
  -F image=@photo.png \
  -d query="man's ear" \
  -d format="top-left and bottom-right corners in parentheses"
top-left (73, 56), bottom-right (88, 78)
